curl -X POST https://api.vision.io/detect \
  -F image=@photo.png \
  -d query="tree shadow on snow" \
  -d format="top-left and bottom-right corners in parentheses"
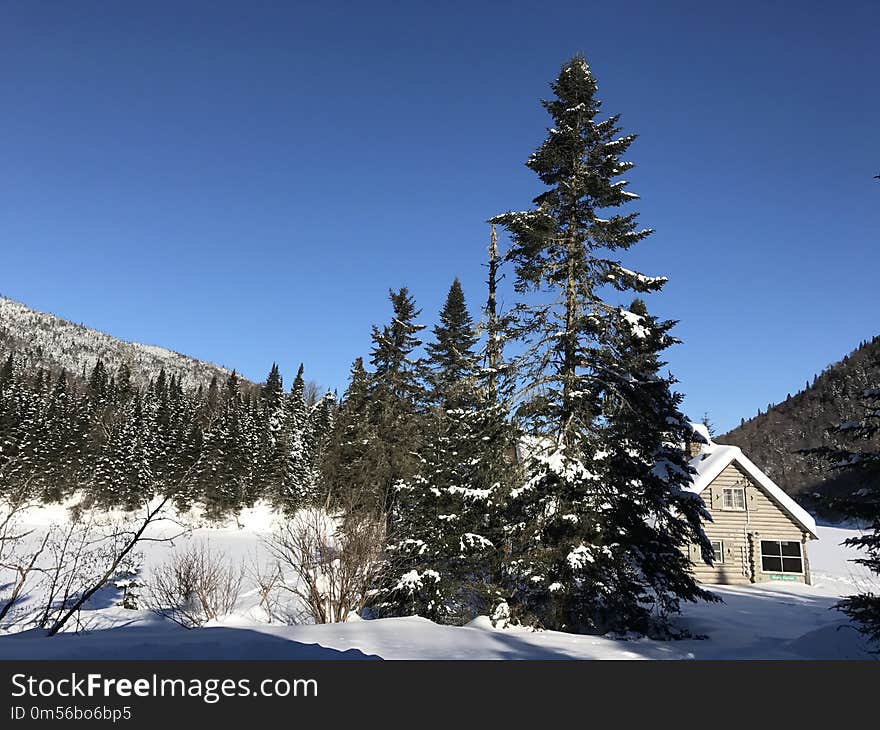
top-left (0, 625), bottom-right (380, 660)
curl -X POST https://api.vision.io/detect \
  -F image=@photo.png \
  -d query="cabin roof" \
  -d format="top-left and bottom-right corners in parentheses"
top-left (687, 430), bottom-right (817, 538)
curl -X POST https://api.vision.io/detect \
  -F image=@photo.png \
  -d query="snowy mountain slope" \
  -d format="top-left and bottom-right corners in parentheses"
top-left (721, 335), bottom-right (880, 508)
top-left (0, 295), bottom-right (241, 390)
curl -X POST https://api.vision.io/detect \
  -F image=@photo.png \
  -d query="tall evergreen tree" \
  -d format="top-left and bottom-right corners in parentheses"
top-left (300, 389), bottom-right (336, 505)
top-left (195, 370), bottom-right (253, 516)
top-left (321, 358), bottom-right (379, 512)
top-left (384, 280), bottom-right (516, 623)
top-left (384, 282), bottom-right (481, 620)
top-left (281, 364), bottom-right (310, 509)
top-left (807, 374), bottom-right (880, 643)
top-left (88, 360), bottom-right (110, 403)
top-left (367, 288), bottom-right (428, 515)
top-left (490, 55), bottom-right (712, 633)
top-left (425, 279), bottom-right (479, 408)
top-left (205, 375), bottom-right (220, 420)
top-left (259, 363), bottom-right (289, 500)
top-left (115, 362), bottom-right (134, 404)
top-left (92, 393), bottom-right (154, 509)
top-left (584, 300), bottom-right (715, 632)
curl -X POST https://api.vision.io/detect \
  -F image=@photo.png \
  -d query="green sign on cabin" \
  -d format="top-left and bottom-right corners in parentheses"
top-left (768, 574), bottom-right (799, 582)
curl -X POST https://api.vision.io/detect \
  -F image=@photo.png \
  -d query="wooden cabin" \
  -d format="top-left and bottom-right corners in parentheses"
top-left (686, 424), bottom-right (818, 585)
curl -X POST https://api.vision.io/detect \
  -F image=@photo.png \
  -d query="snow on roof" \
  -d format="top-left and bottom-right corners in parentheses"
top-left (689, 421), bottom-right (713, 446)
top-left (687, 439), bottom-right (817, 538)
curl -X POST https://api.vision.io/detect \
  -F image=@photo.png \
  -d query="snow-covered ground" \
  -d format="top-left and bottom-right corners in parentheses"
top-left (0, 503), bottom-right (876, 660)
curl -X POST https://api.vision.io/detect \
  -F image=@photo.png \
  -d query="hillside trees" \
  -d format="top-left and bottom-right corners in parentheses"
top-left (807, 370), bottom-right (880, 643)
top-left (724, 335), bottom-right (880, 508)
top-left (0, 352), bottom-right (333, 517)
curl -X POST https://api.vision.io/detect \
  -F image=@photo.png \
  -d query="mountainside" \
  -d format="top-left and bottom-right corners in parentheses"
top-left (721, 335), bottom-right (880, 508)
top-left (0, 295), bottom-right (241, 391)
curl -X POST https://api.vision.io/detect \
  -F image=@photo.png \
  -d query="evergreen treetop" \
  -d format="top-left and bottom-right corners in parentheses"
top-left (425, 278), bottom-right (479, 409)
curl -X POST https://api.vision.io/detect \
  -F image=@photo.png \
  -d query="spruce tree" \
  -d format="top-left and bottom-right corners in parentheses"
top-left (425, 279), bottom-right (480, 408)
top-left (808, 377), bottom-right (880, 643)
top-left (368, 288), bottom-right (428, 515)
top-left (196, 371), bottom-right (251, 517)
top-left (321, 358), bottom-right (380, 513)
top-left (115, 362), bottom-right (134, 404)
top-left (490, 55), bottom-right (712, 633)
top-left (300, 390), bottom-right (336, 506)
top-left (205, 375), bottom-right (220, 419)
top-left (88, 360), bottom-right (109, 403)
top-left (259, 363), bottom-right (289, 501)
top-left (384, 279), bottom-right (516, 622)
top-left (92, 393), bottom-right (154, 509)
top-left (384, 281), bottom-right (485, 620)
top-left (587, 300), bottom-right (715, 633)
top-left (282, 364), bottom-right (310, 509)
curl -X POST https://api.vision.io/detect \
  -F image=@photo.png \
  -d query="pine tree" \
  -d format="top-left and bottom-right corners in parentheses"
top-left (205, 375), bottom-right (220, 419)
top-left (700, 412), bottom-right (716, 439)
top-left (368, 288), bottom-right (428, 516)
top-left (425, 279), bottom-right (479, 408)
top-left (321, 358), bottom-right (379, 513)
top-left (490, 55), bottom-right (712, 633)
top-left (585, 300), bottom-right (716, 633)
top-left (301, 389), bottom-right (336, 505)
top-left (40, 370), bottom-right (89, 502)
top-left (807, 376), bottom-right (880, 643)
top-left (282, 363), bottom-right (310, 509)
top-left (261, 363), bottom-right (284, 411)
top-left (195, 370), bottom-right (253, 517)
top-left (92, 393), bottom-right (154, 509)
top-left (88, 360), bottom-right (109, 402)
top-left (115, 362), bottom-right (134, 404)
top-left (384, 282), bottom-right (484, 620)
top-left (259, 363), bottom-right (289, 501)
top-left (384, 279), bottom-right (516, 623)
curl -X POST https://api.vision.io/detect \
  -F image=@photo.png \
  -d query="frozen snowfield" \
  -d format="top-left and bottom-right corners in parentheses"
top-left (0, 503), bottom-right (876, 660)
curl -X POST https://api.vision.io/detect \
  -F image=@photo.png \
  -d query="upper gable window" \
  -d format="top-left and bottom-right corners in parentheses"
top-left (722, 486), bottom-right (746, 511)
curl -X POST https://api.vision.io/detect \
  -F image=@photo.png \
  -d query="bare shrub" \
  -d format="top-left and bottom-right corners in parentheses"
top-left (0, 490), bottom-right (50, 624)
top-left (247, 557), bottom-right (295, 624)
top-left (265, 508), bottom-right (387, 624)
top-left (147, 541), bottom-right (244, 628)
top-left (1, 495), bottom-right (164, 633)
top-left (44, 497), bottom-right (187, 636)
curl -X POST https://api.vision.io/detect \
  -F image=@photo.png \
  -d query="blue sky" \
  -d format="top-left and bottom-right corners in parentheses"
top-left (1, 1), bottom-right (877, 433)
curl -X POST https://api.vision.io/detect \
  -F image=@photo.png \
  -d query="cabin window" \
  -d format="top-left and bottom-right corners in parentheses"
top-left (760, 540), bottom-right (803, 574)
top-left (722, 486), bottom-right (746, 511)
top-left (710, 540), bottom-right (724, 564)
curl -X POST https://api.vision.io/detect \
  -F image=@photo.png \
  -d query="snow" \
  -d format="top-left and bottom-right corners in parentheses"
top-left (619, 308), bottom-right (651, 338)
top-left (611, 266), bottom-right (668, 287)
top-left (0, 502), bottom-right (875, 659)
top-left (689, 422), bottom-right (713, 445)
